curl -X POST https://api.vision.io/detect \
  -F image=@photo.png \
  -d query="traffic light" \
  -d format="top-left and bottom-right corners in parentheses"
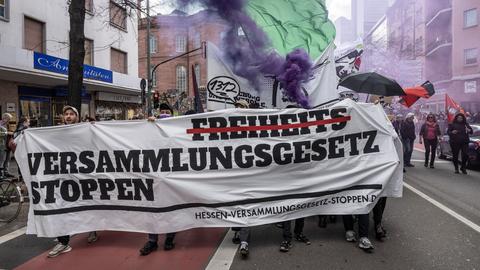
top-left (153, 91), bottom-right (160, 109)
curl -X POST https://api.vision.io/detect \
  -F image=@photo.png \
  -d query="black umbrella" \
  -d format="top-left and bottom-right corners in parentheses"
top-left (338, 72), bottom-right (405, 97)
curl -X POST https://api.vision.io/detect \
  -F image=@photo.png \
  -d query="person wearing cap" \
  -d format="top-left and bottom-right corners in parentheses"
top-left (140, 102), bottom-right (177, 256)
top-left (48, 106), bottom-right (99, 258)
top-left (234, 99), bottom-right (250, 109)
top-left (400, 113), bottom-right (416, 168)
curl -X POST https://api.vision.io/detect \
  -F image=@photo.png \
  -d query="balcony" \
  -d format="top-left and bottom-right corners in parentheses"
top-left (425, 0), bottom-right (452, 24)
top-left (426, 36), bottom-right (452, 56)
top-left (426, 8), bottom-right (452, 27)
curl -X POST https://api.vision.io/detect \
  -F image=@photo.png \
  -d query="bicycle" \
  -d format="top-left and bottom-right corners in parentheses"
top-left (0, 176), bottom-right (25, 223)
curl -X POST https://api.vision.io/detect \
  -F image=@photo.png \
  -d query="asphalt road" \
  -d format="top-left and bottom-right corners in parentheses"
top-left (229, 150), bottom-right (480, 270)
top-left (1, 150), bottom-right (479, 269)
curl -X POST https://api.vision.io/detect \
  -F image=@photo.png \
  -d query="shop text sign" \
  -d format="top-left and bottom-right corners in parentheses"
top-left (97, 92), bottom-right (141, 104)
top-left (33, 52), bottom-right (113, 83)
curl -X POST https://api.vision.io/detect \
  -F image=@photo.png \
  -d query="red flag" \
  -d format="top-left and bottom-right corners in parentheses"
top-left (446, 94), bottom-right (464, 122)
top-left (400, 86), bottom-right (428, 107)
top-left (399, 81), bottom-right (435, 108)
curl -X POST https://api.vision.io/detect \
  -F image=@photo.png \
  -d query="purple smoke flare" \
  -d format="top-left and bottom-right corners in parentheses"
top-left (175, 0), bottom-right (312, 107)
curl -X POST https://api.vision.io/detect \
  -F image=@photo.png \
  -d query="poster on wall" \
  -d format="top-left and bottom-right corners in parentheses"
top-left (6, 103), bottom-right (16, 112)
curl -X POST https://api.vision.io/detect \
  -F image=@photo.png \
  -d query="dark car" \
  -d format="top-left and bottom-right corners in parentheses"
top-left (438, 124), bottom-right (480, 168)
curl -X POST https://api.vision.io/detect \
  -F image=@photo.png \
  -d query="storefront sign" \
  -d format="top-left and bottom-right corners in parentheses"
top-left (33, 52), bottom-right (113, 83)
top-left (464, 81), bottom-right (477, 94)
top-left (97, 92), bottom-right (141, 104)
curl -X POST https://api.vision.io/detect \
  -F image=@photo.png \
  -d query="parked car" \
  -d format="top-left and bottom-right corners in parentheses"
top-left (438, 124), bottom-right (480, 168)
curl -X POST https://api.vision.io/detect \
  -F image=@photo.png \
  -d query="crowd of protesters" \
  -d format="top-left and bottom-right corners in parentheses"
top-left (390, 110), bottom-right (476, 174)
top-left (0, 98), bottom-right (478, 259)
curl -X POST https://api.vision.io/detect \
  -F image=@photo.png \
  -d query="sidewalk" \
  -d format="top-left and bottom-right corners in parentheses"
top-left (14, 229), bottom-right (226, 270)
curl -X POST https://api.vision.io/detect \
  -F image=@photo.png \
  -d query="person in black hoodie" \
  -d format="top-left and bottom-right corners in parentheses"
top-left (400, 113), bottom-right (416, 167)
top-left (447, 113), bottom-right (473, 174)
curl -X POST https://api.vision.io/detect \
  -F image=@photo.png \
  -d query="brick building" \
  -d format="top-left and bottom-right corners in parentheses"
top-left (138, 10), bottom-right (228, 111)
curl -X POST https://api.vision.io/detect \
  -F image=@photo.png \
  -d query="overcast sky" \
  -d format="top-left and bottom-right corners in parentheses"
top-left (149, 0), bottom-right (352, 21)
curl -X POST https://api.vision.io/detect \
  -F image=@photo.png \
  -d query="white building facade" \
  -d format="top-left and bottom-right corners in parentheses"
top-left (0, 0), bottom-right (142, 127)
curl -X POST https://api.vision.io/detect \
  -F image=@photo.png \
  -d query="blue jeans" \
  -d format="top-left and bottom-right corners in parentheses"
top-left (402, 138), bottom-right (414, 165)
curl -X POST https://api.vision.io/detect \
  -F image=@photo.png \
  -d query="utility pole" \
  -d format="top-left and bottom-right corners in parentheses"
top-left (146, 0), bottom-right (152, 116)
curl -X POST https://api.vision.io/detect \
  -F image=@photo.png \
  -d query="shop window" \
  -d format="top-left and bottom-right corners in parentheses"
top-left (176, 35), bottom-right (186, 53)
top-left (110, 0), bottom-right (127, 30)
top-left (24, 17), bottom-right (45, 53)
top-left (176, 65), bottom-right (187, 93)
top-left (149, 36), bottom-right (157, 54)
top-left (19, 98), bottom-right (50, 127)
top-left (111, 48), bottom-right (127, 74)
top-left (84, 38), bottom-right (94, 65)
top-left (464, 9), bottom-right (478, 28)
top-left (465, 48), bottom-right (478, 65)
top-left (0, 0), bottom-right (9, 21)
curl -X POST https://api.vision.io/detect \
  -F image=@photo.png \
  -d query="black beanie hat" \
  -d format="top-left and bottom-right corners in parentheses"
top-left (159, 103), bottom-right (173, 114)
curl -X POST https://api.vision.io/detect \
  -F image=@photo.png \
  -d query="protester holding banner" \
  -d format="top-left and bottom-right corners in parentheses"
top-left (447, 113), bottom-right (473, 174)
top-left (140, 103), bottom-right (177, 256)
top-left (419, 114), bottom-right (441, 169)
top-left (343, 214), bottom-right (373, 251)
top-left (47, 106), bottom-right (99, 258)
top-left (231, 100), bottom-right (252, 258)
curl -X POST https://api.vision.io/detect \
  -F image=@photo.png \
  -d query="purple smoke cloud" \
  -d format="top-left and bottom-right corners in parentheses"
top-left (176, 0), bottom-right (312, 107)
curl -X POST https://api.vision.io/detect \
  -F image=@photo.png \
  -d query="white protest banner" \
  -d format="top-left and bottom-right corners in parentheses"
top-left (207, 42), bottom-right (339, 110)
top-left (15, 99), bottom-right (403, 237)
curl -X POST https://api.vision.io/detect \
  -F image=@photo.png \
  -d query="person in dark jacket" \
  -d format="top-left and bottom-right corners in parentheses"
top-left (392, 114), bottom-right (403, 135)
top-left (141, 103), bottom-right (177, 256)
top-left (400, 113), bottom-right (416, 167)
top-left (447, 113), bottom-right (473, 174)
top-left (419, 113), bottom-right (441, 168)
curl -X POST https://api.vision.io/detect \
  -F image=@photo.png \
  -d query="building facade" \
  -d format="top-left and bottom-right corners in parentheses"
top-left (0, 0), bottom-right (142, 127)
top-left (423, 0), bottom-right (480, 113)
top-left (334, 16), bottom-right (356, 46)
top-left (138, 10), bottom-right (228, 113)
top-left (363, 0), bottom-right (425, 88)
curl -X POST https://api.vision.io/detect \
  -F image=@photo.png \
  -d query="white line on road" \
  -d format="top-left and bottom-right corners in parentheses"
top-left (414, 147), bottom-right (425, 153)
top-left (410, 159), bottom-right (449, 164)
top-left (404, 182), bottom-right (480, 234)
top-left (0, 226), bottom-right (26, 245)
top-left (205, 229), bottom-right (238, 270)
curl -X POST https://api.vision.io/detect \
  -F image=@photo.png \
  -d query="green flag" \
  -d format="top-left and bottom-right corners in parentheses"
top-left (246, 0), bottom-right (336, 59)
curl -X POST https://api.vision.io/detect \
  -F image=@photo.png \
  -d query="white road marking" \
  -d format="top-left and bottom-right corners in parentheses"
top-left (404, 182), bottom-right (480, 234)
top-left (410, 159), bottom-right (449, 164)
top-left (414, 147), bottom-right (425, 153)
top-left (0, 226), bottom-right (27, 245)
top-left (205, 229), bottom-right (239, 270)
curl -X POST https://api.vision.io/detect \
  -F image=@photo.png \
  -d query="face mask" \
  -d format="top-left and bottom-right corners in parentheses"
top-left (159, 114), bottom-right (171, 119)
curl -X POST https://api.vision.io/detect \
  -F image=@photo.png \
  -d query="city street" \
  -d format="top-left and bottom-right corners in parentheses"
top-left (1, 148), bottom-right (479, 270)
